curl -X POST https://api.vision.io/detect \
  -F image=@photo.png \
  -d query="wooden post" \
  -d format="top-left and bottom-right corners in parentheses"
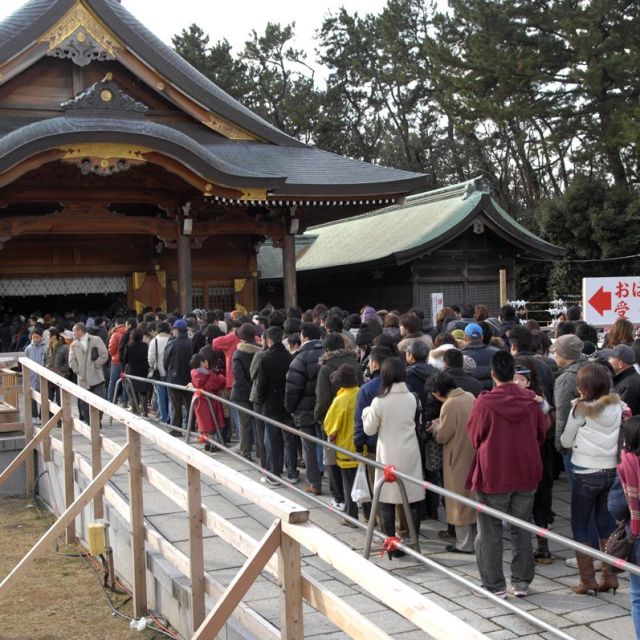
top-left (282, 231), bottom-right (297, 309)
top-left (127, 427), bottom-right (147, 618)
top-left (278, 531), bottom-right (303, 640)
top-left (21, 366), bottom-right (34, 497)
top-left (60, 389), bottom-right (75, 543)
top-left (39, 378), bottom-right (50, 462)
top-left (187, 464), bottom-right (205, 631)
top-left (177, 233), bottom-right (193, 314)
top-left (499, 269), bottom-right (507, 307)
top-left (90, 405), bottom-right (104, 520)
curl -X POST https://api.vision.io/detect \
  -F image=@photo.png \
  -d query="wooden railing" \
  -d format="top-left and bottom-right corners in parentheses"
top-left (0, 358), bottom-right (488, 640)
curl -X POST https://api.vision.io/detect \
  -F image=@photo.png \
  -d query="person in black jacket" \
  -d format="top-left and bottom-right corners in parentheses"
top-left (508, 325), bottom-right (555, 405)
top-left (231, 323), bottom-right (261, 460)
top-left (461, 323), bottom-right (498, 390)
top-left (285, 322), bottom-right (324, 494)
top-left (122, 328), bottom-right (151, 417)
top-left (163, 319), bottom-right (192, 437)
top-left (607, 344), bottom-right (640, 415)
top-left (256, 326), bottom-right (296, 485)
top-left (442, 349), bottom-right (484, 397)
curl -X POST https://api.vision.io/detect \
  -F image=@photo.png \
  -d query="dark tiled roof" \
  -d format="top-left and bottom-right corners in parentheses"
top-left (0, 0), bottom-right (426, 196)
top-left (0, 116), bottom-right (287, 188)
top-left (0, 0), bottom-right (297, 145)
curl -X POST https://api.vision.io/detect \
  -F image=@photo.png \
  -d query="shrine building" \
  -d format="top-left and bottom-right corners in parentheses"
top-left (0, 0), bottom-right (425, 314)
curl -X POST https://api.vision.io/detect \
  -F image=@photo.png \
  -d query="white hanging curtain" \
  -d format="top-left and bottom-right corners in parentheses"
top-left (0, 276), bottom-right (127, 296)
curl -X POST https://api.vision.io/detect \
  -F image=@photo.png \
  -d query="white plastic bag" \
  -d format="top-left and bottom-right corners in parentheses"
top-left (351, 462), bottom-right (371, 505)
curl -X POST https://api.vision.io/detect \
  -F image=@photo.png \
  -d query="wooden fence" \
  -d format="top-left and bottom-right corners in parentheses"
top-left (0, 358), bottom-right (488, 640)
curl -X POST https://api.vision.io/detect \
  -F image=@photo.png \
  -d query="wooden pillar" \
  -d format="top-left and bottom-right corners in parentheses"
top-left (177, 233), bottom-right (192, 315)
top-left (90, 405), bottom-right (104, 520)
top-left (21, 367), bottom-right (34, 497)
top-left (127, 427), bottom-right (147, 617)
top-left (278, 531), bottom-right (303, 639)
top-left (187, 464), bottom-right (205, 632)
top-left (282, 231), bottom-right (297, 310)
top-left (60, 389), bottom-right (75, 543)
top-left (499, 269), bottom-right (507, 307)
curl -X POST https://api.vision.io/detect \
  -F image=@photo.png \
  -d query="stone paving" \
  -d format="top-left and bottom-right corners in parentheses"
top-left (57, 416), bottom-right (636, 640)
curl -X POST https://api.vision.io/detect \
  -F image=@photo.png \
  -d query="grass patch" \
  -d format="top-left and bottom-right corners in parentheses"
top-left (0, 498), bottom-right (173, 640)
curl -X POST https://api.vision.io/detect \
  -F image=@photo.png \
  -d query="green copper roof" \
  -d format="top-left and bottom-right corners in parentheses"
top-left (295, 177), bottom-right (563, 271)
top-left (257, 177), bottom-right (564, 278)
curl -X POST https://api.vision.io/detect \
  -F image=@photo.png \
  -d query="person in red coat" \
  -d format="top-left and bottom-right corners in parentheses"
top-left (466, 350), bottom-right (547, 599)
top-left (189, 354), bottom-right (225, 451)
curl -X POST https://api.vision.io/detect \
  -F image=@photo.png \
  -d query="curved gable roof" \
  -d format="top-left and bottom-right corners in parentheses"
top-left (292, 178), bottom-right (565, 271)
top-left (0, 0), bottom-right (302, 146)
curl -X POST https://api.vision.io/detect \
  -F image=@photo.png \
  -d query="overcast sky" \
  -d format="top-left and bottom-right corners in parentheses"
top-left (0, 0), bottom-right (390, 60)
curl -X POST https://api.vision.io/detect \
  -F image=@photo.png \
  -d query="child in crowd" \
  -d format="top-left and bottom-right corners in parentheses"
top-left (189, 353), bottom-right (225, 451)
top-left (323, 363), bottom-right (361, 526)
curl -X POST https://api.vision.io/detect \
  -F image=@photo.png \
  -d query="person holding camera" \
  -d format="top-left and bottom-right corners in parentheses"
top-left (68, 322), bottom-right (109, 422)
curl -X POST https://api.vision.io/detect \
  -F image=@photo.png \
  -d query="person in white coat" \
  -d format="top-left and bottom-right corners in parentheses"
top-left (560, 362), bottom-right (624, 595)
top-left (363, 356), bottom-right (424, 557)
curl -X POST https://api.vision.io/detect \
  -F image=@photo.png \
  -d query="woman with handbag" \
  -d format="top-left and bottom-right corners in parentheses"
top-left (363, 356), bottom-right (425, 557)
top-left (608, 416), bottom-right (640, 637)
top-left (560, 362), bottom-right (624, 595)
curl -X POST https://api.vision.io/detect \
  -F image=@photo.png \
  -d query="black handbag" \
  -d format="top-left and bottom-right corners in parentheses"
top-left (424, 434), bottom-right (443, 472)
top-left (604, 520), bottom-right (636, 573)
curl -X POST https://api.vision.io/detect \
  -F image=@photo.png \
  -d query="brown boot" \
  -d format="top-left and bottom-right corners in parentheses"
top-left (597, 539), bottom-right (619, 594)
top-left (570, 551), bottom-right (599, 596)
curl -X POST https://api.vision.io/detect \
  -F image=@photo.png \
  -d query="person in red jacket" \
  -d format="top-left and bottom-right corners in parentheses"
top-left (107, 316), bottom-right (127, 406)
top-left (189, 354), bottom-right (225, 451)
top-left (466, 350), bottom-right (547, 599)
top-left (211, 320), bottom-right (243, 443)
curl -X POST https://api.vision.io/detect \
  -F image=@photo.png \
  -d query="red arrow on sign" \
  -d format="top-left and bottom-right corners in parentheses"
top-left (588, 286), bottom-right (612, 316)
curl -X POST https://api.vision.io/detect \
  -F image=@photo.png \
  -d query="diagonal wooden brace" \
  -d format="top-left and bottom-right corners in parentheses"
top-left (0, 442), bottom-right (130, 600)
top-left (0, 408), bottom-right (62, 488)
top-left (192, 519), bottom-right (282, 640)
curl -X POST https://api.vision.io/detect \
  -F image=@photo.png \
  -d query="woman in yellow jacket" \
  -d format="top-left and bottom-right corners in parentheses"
top-left (324, 363), bottom-right (361, 526)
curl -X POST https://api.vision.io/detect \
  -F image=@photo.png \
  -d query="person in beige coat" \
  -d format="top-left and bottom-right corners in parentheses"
top-left (429, 371), bottom-right (477, 553)
top-left (363, 356), bottom-right (424, 557)
top-left (68, 322), bottom-right (109, 423)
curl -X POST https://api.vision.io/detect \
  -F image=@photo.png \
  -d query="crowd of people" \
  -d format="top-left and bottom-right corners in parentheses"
top-left (14, 302), bottom-right (640, 635)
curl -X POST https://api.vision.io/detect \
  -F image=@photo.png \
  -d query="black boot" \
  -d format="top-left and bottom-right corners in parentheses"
top-left (381, 507), bottom-right (405, 559)
top-left (534, 536), bottom-right (552, 565)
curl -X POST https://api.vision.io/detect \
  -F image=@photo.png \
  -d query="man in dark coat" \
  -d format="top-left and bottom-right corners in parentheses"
top-left (443, 349), bottom-right (484, 397)
top-left (508, 325), bottom-right (555, 404)
top-left (461, 323), bottom-right (498, 390)
top-left (163, 319), bottom-right (192, 437)
top-left (285, 322), bottom-right (324, 494)
top-left (256, 326), bottom-right (296, 484)
top-left (607, 344), bottom-right (640, 415)
top-left (231, 323), bottom-right (261, 460)
top-left (405, 340), bottom-right (437, 408)
top-left (446, 304), bottom-right (476, 333)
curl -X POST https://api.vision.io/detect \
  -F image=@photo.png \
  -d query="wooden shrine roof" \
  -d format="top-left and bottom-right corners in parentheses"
top-left (0, 0), bottom-right (426, 204)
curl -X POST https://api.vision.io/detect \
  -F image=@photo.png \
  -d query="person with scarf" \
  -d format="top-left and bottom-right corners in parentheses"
top-left (609, 416), bottom-right (640, 638)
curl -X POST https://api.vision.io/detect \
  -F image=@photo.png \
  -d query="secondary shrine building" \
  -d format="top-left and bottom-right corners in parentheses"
top-left (0, 0), bottom-right (424, 314)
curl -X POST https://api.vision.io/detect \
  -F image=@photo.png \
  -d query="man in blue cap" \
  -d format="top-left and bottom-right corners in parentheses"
top-left (163, 319), bottom-right (192, 436)
top-left (461, 323), bottom-right (498, 390)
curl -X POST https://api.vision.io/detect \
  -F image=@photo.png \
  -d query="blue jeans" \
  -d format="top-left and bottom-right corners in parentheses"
top-left (107, 363), bottom-right (127, 404)
top-left (631, 572), bottom-right (640, 639)
top-left (563, 453), bottom-right (599, 548)
top-left (155, 377), bottom-right (169, 423)
top-left (570, 468), bottom-right (616, 541)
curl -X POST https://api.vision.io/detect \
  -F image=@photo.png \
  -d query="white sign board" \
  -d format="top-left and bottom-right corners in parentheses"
top-left (582, 276), bottom-right (640, 326)
top-left (431, 292), bottom-right (444, 326)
